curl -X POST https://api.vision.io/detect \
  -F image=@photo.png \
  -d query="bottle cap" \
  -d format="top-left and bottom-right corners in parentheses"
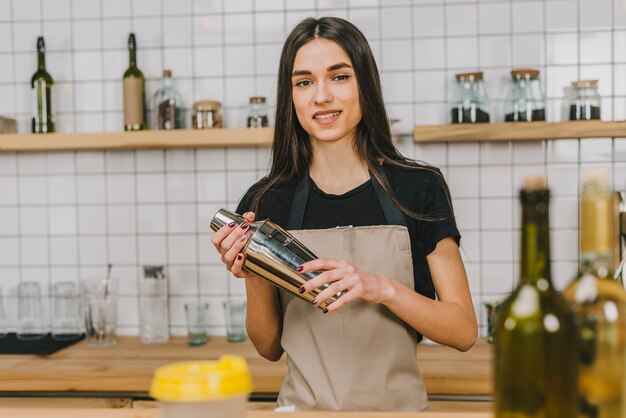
top-left (150, 356), bottom-right (253, 402)
top-left (454, 71), bottom-right (483, 81)
top-left (511, 68), bottom-right (539, 79)
top-left (572, 79), bottom-right (598, 88)
top-left (163, 69), bottom-right (172, 78)
top-left (194, 100), bottom-right (222, 111)
top-left (521, 176), bottom-right (546, 191)
top-left (249, 96), bottom-right (266, 104)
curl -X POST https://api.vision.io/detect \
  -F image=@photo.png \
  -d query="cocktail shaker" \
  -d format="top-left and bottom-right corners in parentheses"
top-left (210, 209), bottom-right (342, 310)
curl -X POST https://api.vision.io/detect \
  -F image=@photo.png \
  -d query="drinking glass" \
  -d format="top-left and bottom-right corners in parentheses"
top-left (17, 282), bottom-right (46, 341)
top-left (184, 302), bottom-right (209, 346)
top-left (52, 281), bottom-right (82, 340)
top-left (223, 300), bottom-right (246, 343)
top-left (82, 277), bottom-right (117, 348)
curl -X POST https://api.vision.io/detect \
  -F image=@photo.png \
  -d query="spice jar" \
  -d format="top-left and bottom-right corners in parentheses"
top-left (247, 96), bottom-right (269, 128)
top-left (569, 80), bottom-right (601, 121)
top-left (192, 100), bottom-right (223, 129)
top-left (450, 71), bottom-right (490, 124)
top-left (505, 68), bottom-right (546, 122)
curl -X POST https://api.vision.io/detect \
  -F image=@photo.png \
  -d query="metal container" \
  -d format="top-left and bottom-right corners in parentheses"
top-left (210, 209), bottom-right (342, 310)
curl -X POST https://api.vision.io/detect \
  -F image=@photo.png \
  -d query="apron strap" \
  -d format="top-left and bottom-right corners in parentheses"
top-left (286, 175), bottom-right (310, 230)
top-left (287, 171), bottom-right (406, 229)
top-left (370, 174), bottom-right (407, 227)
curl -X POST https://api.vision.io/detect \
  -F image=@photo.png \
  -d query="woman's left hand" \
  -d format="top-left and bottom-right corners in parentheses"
top-left (298, 259), bottom-right (396, 313)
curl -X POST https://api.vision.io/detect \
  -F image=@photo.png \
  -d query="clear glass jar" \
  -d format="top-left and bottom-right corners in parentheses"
top-left (192, 100), bottom-right (223, 129)
top-left (140, 266), bottom-right (169, 344)
top-left (450, 71), bottom-right (490, 124)
top-left (247, 96), bottom-right (269, 128)
top-left (505, 68), bottom-right (546, 122)
top-left (569, 79), bottom-right (601, 121)
top-left (153, 69), bottom-right (183, 129)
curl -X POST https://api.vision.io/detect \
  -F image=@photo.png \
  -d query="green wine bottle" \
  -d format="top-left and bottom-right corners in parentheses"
top-left (564, 169), bottom-right (626, 418)
top-left (123, 33), bottom-right (145, 131)
top-left (495, 177), bottom-right (578, 418)
top-left (31, 36), bottom-right (55, 133)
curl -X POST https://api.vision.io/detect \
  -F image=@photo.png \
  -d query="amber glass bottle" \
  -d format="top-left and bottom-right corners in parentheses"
top-left (564, 169), bottom-right (626, 418)
top-left (494, 177), bottom-right (578, 418)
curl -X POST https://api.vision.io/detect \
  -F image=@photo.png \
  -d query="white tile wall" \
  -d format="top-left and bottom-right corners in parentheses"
top-left (1, 1), bottom-right (625, 338)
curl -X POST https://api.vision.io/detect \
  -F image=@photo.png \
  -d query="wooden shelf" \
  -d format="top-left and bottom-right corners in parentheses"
top-left (413, 120), bottom-right (626, 143)
top-left (0, 127), bottom-right (273, 152)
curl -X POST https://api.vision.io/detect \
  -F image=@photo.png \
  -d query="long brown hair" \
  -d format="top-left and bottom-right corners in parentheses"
top-left (250, 16), bottom-right (451, 222)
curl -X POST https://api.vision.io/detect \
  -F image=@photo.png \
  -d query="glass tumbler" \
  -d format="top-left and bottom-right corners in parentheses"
top-left (184, 302), bottom-right (209, 346)
top-left (82, 277), bottom-right (117, 348)
top-left (17, 282), bottom-right (47, 341)
top-left (223, 300), bottom-right (247, 343)
top-left (52, 281), bottom-right (82, 341)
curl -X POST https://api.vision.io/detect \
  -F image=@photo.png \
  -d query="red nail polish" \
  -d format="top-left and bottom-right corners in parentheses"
top-left (297, 265), bottom-right (304, 272)
top-left (228, 222), bottom-right (236, 228)
top-left (323, 308), bottom-right (328, 314)
top-left (241, 223), bottom-right (249, 230)
top-left (299, 286), bottom-right (305, 294)
top-left (237, 254), bottom-right (243, 261)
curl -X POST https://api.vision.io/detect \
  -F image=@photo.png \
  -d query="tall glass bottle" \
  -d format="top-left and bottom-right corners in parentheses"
top-left (123, 33), bottom-right (145, 131)
top-left (564, 169), bottom-right (626, 418)
top-left (31, 36), bottom-right (55, 133)
top-left (153, 69), bottom-right (183, 130)
top-left (494, 177), bottom-right (578, 418)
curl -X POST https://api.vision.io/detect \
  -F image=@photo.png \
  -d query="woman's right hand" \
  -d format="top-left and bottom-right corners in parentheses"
top-left (210, 211), bottom-right (256, 278)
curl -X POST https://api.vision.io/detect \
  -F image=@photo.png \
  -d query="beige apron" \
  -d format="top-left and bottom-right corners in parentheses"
top-left (275, 176), bottom-right (429, 411)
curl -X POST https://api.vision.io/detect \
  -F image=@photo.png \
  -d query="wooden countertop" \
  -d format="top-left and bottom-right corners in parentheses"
top-left (0, 337), bottom-right (492, 396)
top-left (0, 409), bottom-right (492, 418)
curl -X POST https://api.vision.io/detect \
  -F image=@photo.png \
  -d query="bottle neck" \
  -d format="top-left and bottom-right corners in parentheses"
top-left (163, 77), bottom-right (172, 88)
top-left (128, 35), bottom-right (137, 69)
top-left (520, 190), bottom-right (552, 285)
top-left (579, 186), bottom-right (614, 278)
top-left (129, 48), bottom-right (137, 69)
top-left (37, 39), bottom-right (46, 71)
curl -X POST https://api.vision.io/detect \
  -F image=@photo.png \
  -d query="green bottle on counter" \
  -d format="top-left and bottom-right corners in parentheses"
top-left (31, 36), bottom-right (55, 133)
top-left (494, 177), bottom-right (578, 418)
top-left (564, 169), bottom-right (626, 418)
top-left (123, 33), bottom-right (145, 131)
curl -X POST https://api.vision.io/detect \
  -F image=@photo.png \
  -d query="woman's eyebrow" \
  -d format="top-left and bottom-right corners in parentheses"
top-left (292, 62), bottom-right (353, 77)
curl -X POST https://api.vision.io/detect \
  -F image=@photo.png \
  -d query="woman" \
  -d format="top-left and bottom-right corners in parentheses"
top-left (211, 17), bottom-right (477, 412)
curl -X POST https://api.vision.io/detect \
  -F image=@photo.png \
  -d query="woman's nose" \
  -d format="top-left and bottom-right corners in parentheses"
top-left (314, 82), bottom-right (332, 104)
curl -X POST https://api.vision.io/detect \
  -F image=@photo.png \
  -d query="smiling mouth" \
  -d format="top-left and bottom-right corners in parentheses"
top-left (313, 111), bottom-right (341, 120)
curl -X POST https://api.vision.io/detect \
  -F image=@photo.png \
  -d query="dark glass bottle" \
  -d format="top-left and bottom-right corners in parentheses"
top-left (31, 37), bottom-right (55, 133)
top-left (564, 169), bottom-right (626, 418)
top-left (123, 33), bottom-right (146, 131)
top-left (153, 70), bottom-right (183, 130)
top-left (494, 177), bottom-right (578, 418)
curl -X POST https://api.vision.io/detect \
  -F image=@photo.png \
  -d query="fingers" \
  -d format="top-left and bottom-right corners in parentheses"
top-left (223, 232), bottom-right (248, 268)
top-left (210, 221), bottom-right (237, 251)
top-left (243, 211), bottom-right (256, 223)
top-left (299, 258), bottom-right (349, 274)
top-left (231, 253), bottom-right (247, 278)
top-left (312, 275), bottom-right (356, 309)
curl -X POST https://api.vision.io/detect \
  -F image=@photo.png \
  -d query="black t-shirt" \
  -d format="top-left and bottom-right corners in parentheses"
top-left (236, 164), bottom-right (461, 300)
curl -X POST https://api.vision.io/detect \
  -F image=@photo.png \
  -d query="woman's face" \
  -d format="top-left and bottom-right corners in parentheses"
top-left (291, 38), bottom-right (362, 145)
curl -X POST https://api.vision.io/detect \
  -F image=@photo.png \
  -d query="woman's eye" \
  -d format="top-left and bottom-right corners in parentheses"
top-left (334, 74), bottom-right (350, 81)
top-left (295, 80), bottom-right (312, 87)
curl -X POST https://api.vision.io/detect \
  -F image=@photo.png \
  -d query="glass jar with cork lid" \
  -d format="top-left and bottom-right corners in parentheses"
top-left (505, 68), bottom-right (546, 122)
top-left (192, 100), bottom-right (223, 129)
top-left (569, 80), bottom-right (601, 121)
top-left (247, 96), bottom-right (269, 128)
top-left (450, 71), bottom-right (490, 124)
